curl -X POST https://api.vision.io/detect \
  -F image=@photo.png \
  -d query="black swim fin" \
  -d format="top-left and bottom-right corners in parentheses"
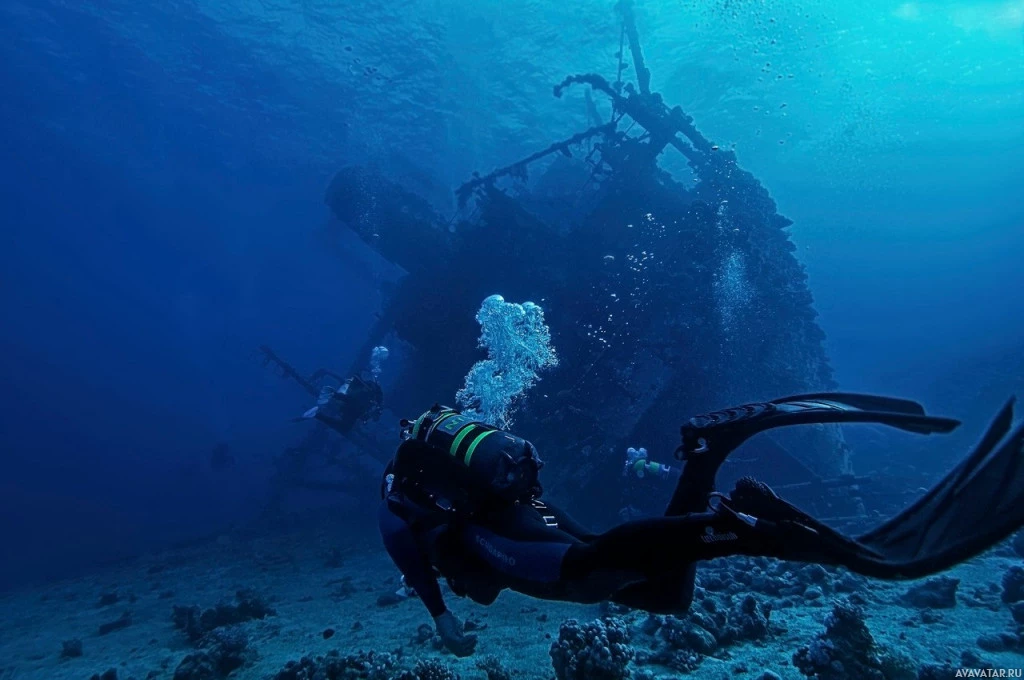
top-left (676, 393), bottom-right (961, 467)
top-left (721, 399), bottom-right (1024, 580)
top-left (668, 393), bottom-right (961, 541)
top-left (852, 398), bottom-right (1024, 576)
top-left (774, 392), bottom-right (927, 416)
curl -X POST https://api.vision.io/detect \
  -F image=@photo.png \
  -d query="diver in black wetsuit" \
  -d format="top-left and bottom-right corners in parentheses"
top-left (297, 375), bottom-right (383, 435)
top-left (378, 395), bottom-right (1024, 657)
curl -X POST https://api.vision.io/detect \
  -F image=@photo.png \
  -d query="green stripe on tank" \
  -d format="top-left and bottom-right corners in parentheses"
top-left (411, 413), bottom-right (428, 439)
top-left (427, 412), bottom-right (458, 437)
top-left (463, 430), bottom-right (496, 466)
top-left (449, 425), bottom-right (478, 458)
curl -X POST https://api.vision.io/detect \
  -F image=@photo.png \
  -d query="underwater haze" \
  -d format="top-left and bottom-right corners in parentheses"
top-left (1, 0), bottom-right (1023, 678)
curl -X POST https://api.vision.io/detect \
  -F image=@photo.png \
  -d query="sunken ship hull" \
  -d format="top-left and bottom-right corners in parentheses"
top-left (325, 2), bottom-right (858, 522)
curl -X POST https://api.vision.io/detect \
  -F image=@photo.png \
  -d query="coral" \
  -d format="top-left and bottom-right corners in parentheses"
top-left (322, 547), bottom-right (346, 568)
top-left (205, 627), bottom-right (251, 675)
top-left (475, 656), bottom-right (512, 680)
top-left (792, 600), bottom-right (886, 680)
top-left (671, 593), bottom-right (773, 648)
top-left (89, 670), bottom-right (118, 680)
top-left (272, 657), bottom-right (321, 680)
top-left (456, 295), bottom-right (558, 429)
top-left (173, 590), bottom-right (275, 643)
top-left (960, 650), bottom-right (993, 671)
top-left (414, 623), bottom-right (434, 645)
top-left (173, 627), bottom-right (252, 680)
top-left (173, 606), bottom-right (205, 641)
top-left (663, 613), bottom-right (706, 648)
top-left (550, 618), bottom-right (634, 680)
top-left (699, 558), bottom-right (853, 604)
top-left (60, 638), bottom-right (83, 659)
top-left (270, 651), bottom-right (398, 680)
top-left (803, 565), bottom-right (829, 583)
top-left (876, 647), bottom-right (917, 680)
top-left (962, 583), bottom-right (1002, 611)
top-left (834, 572), bottom-right (867, 594)
top-left (917, 664), bottom-right (958, 680)
top-left (96, 591), bottom-right (119, 607)
top-left (663, 650), bottom-right (703, 674)
top-left (977, 632), bottom-right (1019, 652)
top-left (664, 618), bottom-right (717, 655)
top-left (901, 577), bottom-right (959, 609)
top-left (98, 611), bottom-right (132, 636)
top-left (406, 659), bottom-right (460, 680)
top-left (1002, 566), bottom-right (1024, 604)
top-left (726, 594), bottom-right (773, 642)
top-left (174, 653), bottom-right (218, 680)
top-left (637, 592), bottom-right (774, 674)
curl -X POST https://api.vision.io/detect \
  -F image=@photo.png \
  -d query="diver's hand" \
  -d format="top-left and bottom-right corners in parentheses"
top-left (433, 611), bottom-right (477, 657)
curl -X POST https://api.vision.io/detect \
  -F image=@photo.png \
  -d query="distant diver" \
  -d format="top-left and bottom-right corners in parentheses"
top-left (378, 394), bottom-right (1024, 657)
top-left (297, 375), bottom-right (383, 435)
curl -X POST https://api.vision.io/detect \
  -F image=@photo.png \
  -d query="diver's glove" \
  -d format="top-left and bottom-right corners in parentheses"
top-left (433, 610), bottom-right (477, 657)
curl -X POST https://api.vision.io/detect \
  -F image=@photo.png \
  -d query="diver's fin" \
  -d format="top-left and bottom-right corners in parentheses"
top-left (721, 477), bottom-right (886, 566)
top-left (677, 393), bottom-right (960, 464)
top-left (772, 392), bottom-right (928, 416)
top-left (857, 398), bottom-right (1016, 560)
top-left (724, 402), bottom-right (1024, 580)
top-left (714, 399), bottom-right (1024, 581)
top-left (765, 395), bottom-right (960, 435)
top-left (928, 419), bottom-right (1024, 569)
top-left (826, 398), bottom-right (1024, 579)
top-left (838, 421), bottom-right (1024, 580)
top-left (294, 406), bottom-right (320, 421)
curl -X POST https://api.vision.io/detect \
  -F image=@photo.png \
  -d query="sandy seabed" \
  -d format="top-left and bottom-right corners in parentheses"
top-left (3, 517), bottom-right (1024, 680)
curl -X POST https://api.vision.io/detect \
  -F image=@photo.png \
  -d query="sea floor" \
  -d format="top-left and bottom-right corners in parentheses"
top-left (2, 515), bottom-right (1023, 680)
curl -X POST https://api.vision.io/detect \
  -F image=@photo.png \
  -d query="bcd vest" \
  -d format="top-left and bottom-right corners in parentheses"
top-left (392, 406), bottom-right (543, 513)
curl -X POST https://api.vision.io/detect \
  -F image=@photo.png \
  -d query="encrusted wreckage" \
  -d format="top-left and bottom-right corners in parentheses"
top-left (309, 1), bottom-right (912, 525)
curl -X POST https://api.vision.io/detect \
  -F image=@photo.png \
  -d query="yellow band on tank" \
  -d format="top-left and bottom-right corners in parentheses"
top-left (449, 425), bottom-right (478, 458)
top-left (464, 430), bottom-right (496, 466)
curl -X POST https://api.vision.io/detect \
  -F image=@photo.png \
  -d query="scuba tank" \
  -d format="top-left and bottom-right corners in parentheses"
top-left (392, 405), bottom-right (544, 513)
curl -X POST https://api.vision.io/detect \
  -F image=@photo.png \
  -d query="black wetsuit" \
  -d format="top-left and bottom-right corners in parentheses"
top-left (318, 378), bottom-right (383, 434)
top-left (378, 495), bottom-right (449, 616)
top-left (377, 454), bottom-right (724, 615)
top-left (378, 393), bottom-right (1024, 617)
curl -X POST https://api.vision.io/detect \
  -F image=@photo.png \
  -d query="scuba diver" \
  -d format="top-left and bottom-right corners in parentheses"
top-left (378, 393), bottom-right (1024, 657)
top-left (297, 375), bottom-right (383, 436)
top-left (623, 445), bottom-right (676, 480)
top-left (260, 375), bottom-right (383, 518)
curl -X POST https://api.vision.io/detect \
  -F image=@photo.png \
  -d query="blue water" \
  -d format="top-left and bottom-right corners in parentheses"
top-left (1, 0), bottom-right (1022, 600)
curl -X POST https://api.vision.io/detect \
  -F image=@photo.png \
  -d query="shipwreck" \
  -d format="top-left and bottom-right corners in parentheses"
top-left (276, 1), bottom-right (918, 527)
